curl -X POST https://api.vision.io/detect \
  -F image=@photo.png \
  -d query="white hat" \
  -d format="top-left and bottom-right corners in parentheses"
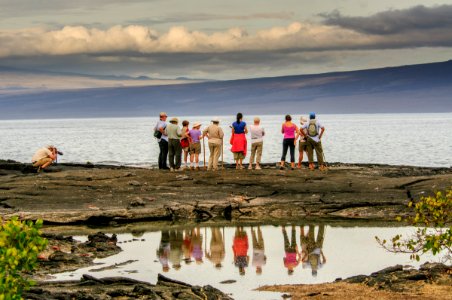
top-left (193, 122), bottom-right (202, 128)
top-left (300, 116), bottom-right (308, 124)
top-left (211, 117), bottom-right (220, 123)
top-left (169, 117), bottom-right (179, 123)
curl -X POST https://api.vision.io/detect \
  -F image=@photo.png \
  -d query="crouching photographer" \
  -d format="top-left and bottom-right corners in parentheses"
top-left (31, 145), bottom-right (63, 172)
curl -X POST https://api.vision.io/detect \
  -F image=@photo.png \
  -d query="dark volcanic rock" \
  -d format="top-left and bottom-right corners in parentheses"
top-left (26, 274), bottom-right (233, 300)
top-left (0, 160), bottom-right (450, 224)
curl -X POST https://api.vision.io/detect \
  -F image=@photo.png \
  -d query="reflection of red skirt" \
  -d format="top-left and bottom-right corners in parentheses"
top-left (230, 133), bottom-right (247, 156)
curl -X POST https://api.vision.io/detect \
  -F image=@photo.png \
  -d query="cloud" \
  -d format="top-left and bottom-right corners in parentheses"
top-left (129, 12), bottom-right (295, 26)
top-left (321, 5), bottom-right (452, 35)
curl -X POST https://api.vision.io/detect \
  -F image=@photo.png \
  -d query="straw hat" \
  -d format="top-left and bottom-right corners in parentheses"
top-left (169, 117), bottom-right (179, 123)
top-left (159, 112), bottom-right (167, 117)
top-left (211, 117), bottom-right (220, 123)
top-left (193, 122), bottom-right (202, 128)
top-left (300, 116), bottom-right (308, 124)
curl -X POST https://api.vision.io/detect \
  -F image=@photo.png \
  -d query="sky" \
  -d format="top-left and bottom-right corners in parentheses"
top-left (1, 0), bottom-right (452, 80)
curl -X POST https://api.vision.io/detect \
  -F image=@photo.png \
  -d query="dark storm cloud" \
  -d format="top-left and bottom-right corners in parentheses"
top-left (321, 5), bottom-right (452, 35)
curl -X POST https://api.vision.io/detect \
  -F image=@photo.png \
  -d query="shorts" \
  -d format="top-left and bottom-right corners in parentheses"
top-left (189, 142), bottom-right (201, 154)
top-left (299, 140), bottom-right (307, 152)
top-left (182, 147), bottom-right (189, 152)
top-left (32, 157), bottom-right (52, 167)
top-left (233, 152), bottom-right (245, 160)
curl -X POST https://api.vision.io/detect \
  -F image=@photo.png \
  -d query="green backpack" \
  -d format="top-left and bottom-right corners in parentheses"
top-left (308, 120), bottom-right (318, 137)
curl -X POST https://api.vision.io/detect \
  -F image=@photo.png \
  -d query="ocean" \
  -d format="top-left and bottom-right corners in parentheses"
top-left (1, 113), bottom-right (451, 168)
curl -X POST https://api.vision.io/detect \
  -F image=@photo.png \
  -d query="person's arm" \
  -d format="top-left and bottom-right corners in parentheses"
top-left (321, 250), bottom-right (326, 263)
top-left (231, 127), bottom-right (235, 134)
top-left (281, 123), bottom-right (285, 134)
top-left (300, 126), bottom-right (307, 138)
top-left (319, 127), bottom-right (325, 140)
top-left (244, 125), bottom-right (248, 134)
top-left (219, 128), bottom-right (224, 139)
top-left (49, 149), bottom-right (57, 161)
top-left (176, 127), bottom-right (182, 137)
top-left (262, 128), bottom-right (265, 136)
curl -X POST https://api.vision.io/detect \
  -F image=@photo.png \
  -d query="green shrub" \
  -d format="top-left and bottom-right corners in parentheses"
top-left (376, 188), bottom-right (451, 262)
top-left (0, 217), bottom-right (48, 300)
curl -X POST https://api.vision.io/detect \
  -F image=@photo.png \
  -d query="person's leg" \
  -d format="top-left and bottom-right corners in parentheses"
top-left (175, 141), bottom-right (182, 169)
top-left (208, 143), bottom-right (214, 170)
top-left (168, 140), bottom-right (175, 169)
top-left (289, 141), bottom-right (295, 169)
top-left (249, 143), bottom-right (256, 168)
top-left (282, 227), bottom-right (289, 250)
top-left (315, 142), bottom-right (326, 169)
top-left (280, 139), bottom-right (289, 168)
top-left (158, 141), bottom-right (164, 169)
top-left (162, 140), bottom-right (169, 169)
top-left (213, 144), bottom-right (221, 170)
top-left (256, 142), bottom-right (263, 168)
top-left (307, 139), bottom-right (315, 170)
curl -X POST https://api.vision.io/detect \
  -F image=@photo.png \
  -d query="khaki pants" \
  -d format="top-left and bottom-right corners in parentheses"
top-left (306, 138), bottom-right (325, 165)
top-left (208, 143), bottom-right (221, 170)
top-left (249, 142), bottom-right (263, 164)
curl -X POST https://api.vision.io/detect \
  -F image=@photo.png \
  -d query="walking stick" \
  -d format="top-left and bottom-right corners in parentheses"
top-left (221, 138), bottom-right (224, 169)
top-left (202, 136), bottom-right (206, 169)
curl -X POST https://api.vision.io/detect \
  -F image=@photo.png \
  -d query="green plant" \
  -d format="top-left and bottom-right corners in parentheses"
top-left (376, 189), bottom-right (451, 262)
top-left (0, 217), bottom-right (48, 300)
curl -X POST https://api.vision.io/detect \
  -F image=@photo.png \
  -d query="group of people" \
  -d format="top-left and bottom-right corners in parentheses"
top-left (156, 225), bottom-right (326, 276)
top-left (30, 112), bottom-right (326, 172)
top-left (154, 111), bottom-right (327, 172)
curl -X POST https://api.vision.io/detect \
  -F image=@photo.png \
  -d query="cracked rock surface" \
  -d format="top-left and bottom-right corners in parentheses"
top-left (0, 160), bottom-right (450, 224)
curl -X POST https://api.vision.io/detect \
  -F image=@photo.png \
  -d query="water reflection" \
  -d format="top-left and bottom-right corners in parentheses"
top-left (251, 226), bottom-right (266, 275)
top-left (300, 225), bottom-right (326, 276)
top-left (206, 227), bottom-right (225, 268)
top-left (56, 224), bottom-right (433, 300)
top-left (156, 224), bottom-right (329, 278)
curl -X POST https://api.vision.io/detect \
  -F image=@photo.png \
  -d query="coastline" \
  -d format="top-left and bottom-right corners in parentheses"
top-left (1, 160), bottom-right (450, 224)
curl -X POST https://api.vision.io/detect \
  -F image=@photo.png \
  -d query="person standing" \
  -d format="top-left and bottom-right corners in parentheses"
top-left (202, 117), bottom-right (224, 171)
top-left (205, 227), bottom-right (225, 269)
top-left (300, 112), bottom-right (326, 171)
top-left (180, 120), bottom-right (191, 170)
top-left (280, 115), bottom-right (298, 170)
top-left (166, 117), bottom-right (182, 171)
top-left (189, 122), bottom-right (202, 170)
top-left (295, 116), bottom-right (308, 169)
top-left (230, 113), bottom-right (248, 169)
top-left (154, 112), bottom-right (169, 170)
top-left (248, 117), bottom-right (265, 170)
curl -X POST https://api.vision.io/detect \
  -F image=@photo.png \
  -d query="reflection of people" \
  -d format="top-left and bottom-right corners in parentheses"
top-left (191, 227), bottom-right (204, 264)
top-left (251, 226), bottom-right (266, 274)
top-left (32, 145), bottom-right (60, 172)
top-left (282, 225), bottom-right (300, 275)
top-left (205, 227), bottom-right (225, 268)
top-left (156, 230), bottom-right (171, 272)
top-left (169, 230), bottom-right (183, 270)
top-left (232, 227), bottom-right (249, 275)
top-left (300, 225), bottom-right (326, 276)
top-left (182, 229), bottom-right (193, 264)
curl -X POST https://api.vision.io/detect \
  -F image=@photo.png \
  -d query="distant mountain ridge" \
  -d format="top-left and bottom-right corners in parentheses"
top-left (0, 60), bottom-right (451, 119)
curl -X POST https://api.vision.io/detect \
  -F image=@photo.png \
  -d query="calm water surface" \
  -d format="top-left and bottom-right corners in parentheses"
top-left (51, 224), bottom-right (439, 300)
top-left (1, 113), bottom-right (451, 167)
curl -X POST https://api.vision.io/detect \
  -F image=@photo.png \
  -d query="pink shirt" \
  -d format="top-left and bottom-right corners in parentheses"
top-left (283, 124), bottom-right (296, 139)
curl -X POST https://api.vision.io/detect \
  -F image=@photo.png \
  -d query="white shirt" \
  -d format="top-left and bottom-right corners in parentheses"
top-left (250, 125), bottom-right (265, 143)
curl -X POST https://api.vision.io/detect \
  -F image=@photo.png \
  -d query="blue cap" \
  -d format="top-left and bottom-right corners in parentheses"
top-left (309, 112), bottom-right (316, 119)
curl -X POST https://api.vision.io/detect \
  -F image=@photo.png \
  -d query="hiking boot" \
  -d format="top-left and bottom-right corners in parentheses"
top-left (320, 165), bottom-right (328, 171)
top-left (308, 164), bottom-right (315, 171)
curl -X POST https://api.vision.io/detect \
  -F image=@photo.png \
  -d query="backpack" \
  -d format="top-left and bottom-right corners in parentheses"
top-left (308, 120), bottom-right (318, 137)
top-left (154, 130), bottom-right (162, 139)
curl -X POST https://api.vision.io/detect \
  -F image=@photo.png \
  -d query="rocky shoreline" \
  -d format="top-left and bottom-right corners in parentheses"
top-left (1, 160), bottom-right (450, 224)
top-left (1, 160), bottom-right (451, 299)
